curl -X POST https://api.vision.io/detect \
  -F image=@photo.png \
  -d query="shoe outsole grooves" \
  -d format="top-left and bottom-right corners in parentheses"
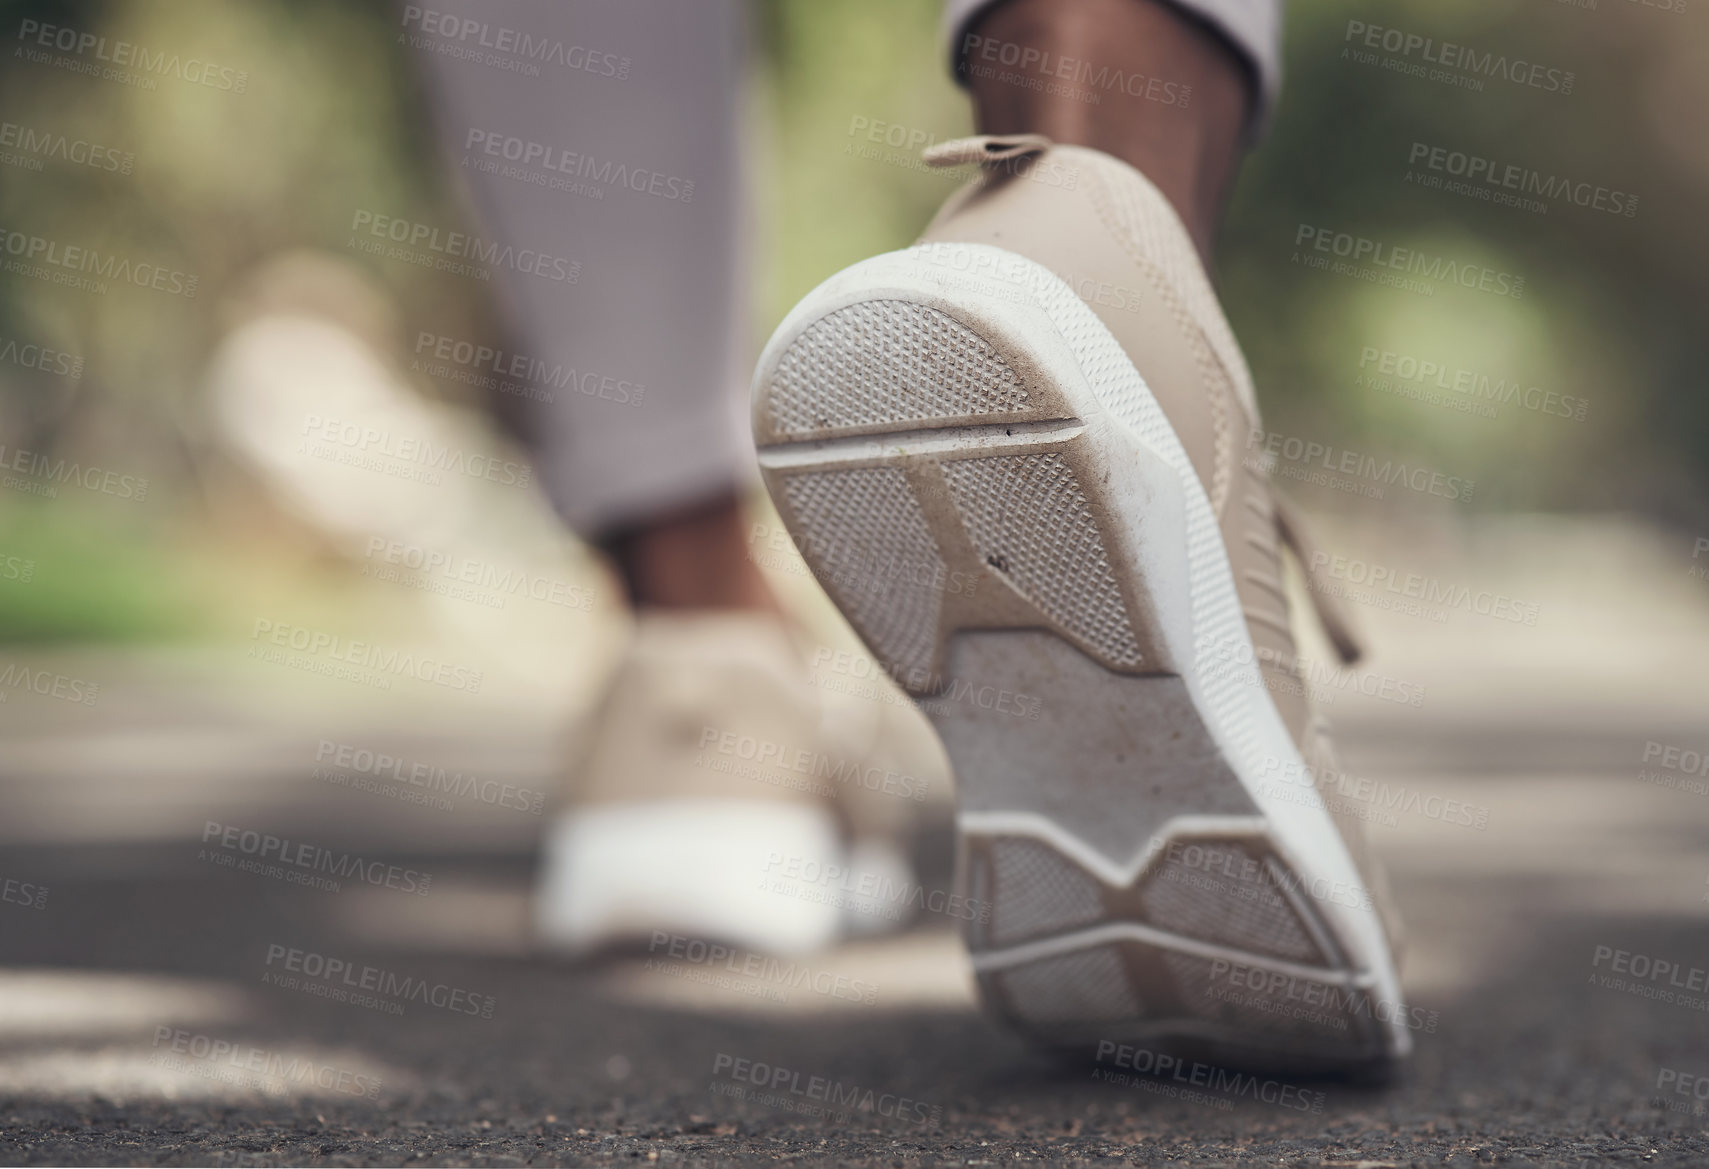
top-left (753, 246), bottom-right (1408, 1077)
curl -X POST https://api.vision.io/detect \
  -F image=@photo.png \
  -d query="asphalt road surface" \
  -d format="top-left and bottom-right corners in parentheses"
top-left (3, 520), bottom-right (1709, 1167)
top-left (3, 761), bottom-right (1709, 1166)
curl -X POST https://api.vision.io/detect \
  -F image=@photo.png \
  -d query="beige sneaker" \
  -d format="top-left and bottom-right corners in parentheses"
top-left (534, 610), bottom-right (924, 957)
top-left (750, 137), bottom-right (1408, 1074)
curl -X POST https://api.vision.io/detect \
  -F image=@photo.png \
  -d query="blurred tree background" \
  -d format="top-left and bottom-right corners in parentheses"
top-left (0, 0), bottom-right (1703, 643)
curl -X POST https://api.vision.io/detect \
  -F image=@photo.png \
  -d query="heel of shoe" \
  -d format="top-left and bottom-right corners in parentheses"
top-left (751, 244), bottom-right (1410, 1070)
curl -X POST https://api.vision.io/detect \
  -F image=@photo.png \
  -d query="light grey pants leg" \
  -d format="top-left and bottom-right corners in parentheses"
top-left (941, 0), bottom-right (1285, 136)
top-left (411, 0), bottom-right (752, 540)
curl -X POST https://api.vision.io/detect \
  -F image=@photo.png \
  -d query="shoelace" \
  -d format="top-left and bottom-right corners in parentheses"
top-left (1272, 491), bottom-right (1366, 665)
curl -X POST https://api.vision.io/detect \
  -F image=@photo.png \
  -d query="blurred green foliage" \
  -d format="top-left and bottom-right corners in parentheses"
top-left (0, 501), bottom-right (199, 641)
top-left (0, 0), bottom-right (1703, 641)
top-left (1228, 0), bottom-right (1703, 519)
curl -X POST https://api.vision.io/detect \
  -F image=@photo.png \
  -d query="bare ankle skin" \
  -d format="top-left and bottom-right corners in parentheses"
top-left (601, 493), bottom-right (780, 613)
top-left (962, 0), bottom-right (1254, 266)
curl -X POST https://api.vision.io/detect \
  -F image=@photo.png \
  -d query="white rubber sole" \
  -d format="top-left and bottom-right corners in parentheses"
top-left (752, 243), bottom-right (1409, 1074)
top-left (534, 800), bottom-right (846, 957)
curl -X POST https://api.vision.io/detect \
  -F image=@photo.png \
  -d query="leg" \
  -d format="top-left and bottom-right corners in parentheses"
top-left (602, 495), bottom-right (776, 611)
top-left (411, 0), bottom-right (772, 610)
top-left (949, 0), bottom-right (1277, 264)
top-left (409, 1), bottom-right (939, 956)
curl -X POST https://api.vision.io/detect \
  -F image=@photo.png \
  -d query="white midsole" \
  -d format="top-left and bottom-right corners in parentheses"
top-left (535, 800), bottom-right (846, 957)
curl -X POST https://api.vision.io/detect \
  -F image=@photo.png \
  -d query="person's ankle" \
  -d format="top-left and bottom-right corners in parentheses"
top-left (963, 0), bottom-right (1253, 265)
top-left (601, 494), bottom-right (781, 613)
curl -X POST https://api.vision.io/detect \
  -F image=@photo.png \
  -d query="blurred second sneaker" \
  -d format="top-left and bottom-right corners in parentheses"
top-left (534, 608), bottom-right (948, 957)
